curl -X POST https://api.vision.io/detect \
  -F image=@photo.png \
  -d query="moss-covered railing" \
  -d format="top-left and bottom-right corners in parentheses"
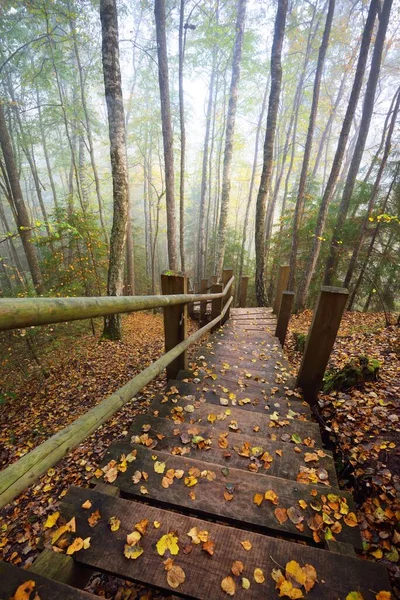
top-left (0, 270), bottom-right (234, 509)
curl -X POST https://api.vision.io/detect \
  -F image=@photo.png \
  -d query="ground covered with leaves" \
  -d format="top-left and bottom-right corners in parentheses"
top-left (287, 311), bottom-right (400, 597)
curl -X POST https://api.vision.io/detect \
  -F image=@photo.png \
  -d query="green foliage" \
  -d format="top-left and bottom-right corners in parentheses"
top-left (323, 356), bottom-right (381, 393)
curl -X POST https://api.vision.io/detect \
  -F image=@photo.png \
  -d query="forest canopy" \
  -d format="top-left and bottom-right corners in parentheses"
top-left (0, 0), bottom-right (398, 318)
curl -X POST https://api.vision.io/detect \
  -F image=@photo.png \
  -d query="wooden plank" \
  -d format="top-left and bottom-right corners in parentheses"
top-left (273, 265), bottom-right (290, 314)
top-left (190, 357), bottom-right (296, 387)
top-left (166, 380), bottom-right (311, 417)
top-left (149, 392), bottom-right (322, 446)
top-left (126, 414), bottom-right (338, 485)
top-left (99, 444), bottom-right (361, 547)
top-left (239, 275), bottom-right (249, 307)
top-left (61, 487), bottom-right (391, 600)
top-left (0, 561), bottom-right (98, 600)
top-left (29, 549), bottom-right (92, 589)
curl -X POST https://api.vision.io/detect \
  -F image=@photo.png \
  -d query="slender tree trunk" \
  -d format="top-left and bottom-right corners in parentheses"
top-left (324, 0), bottom-right (393, 285)
top-left (0, 198), bottom-right (26, 286)
top-left (178, 0), bottom-right (186, 272)
top-left (288, 0), bottom-right (335, 291)
top-left (255, 0), bottom-right (288, 305)
top-left (0, 103), bottom-right (44, 293)
top-left (35, 85), bottom-right (59, 212)
top-left (237, 76), bottom-right (269, 304)
top-left (100, 0), bottom-right (130, 339)
top-left (154, 0), bottom-right (178, 270)
top-left (198, 47), bottom-right (217, 283)
top-left (215, 0), bottom-right (247, 276)
top-left (295, 0), bottom-right (378, 310)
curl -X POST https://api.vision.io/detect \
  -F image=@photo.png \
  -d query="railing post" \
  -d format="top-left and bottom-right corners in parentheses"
top-left (275, 291), bottom-right (294, 346)
top-left (188, 282), bottom-right (196, 319)
top-left (211, 283), bottom-right (223, 332)
top-left (200, 278), bottom-right (208, 322)
top-left (211, 275), bottom-right (219, 285)
top-left (239, 276), bottom-right (249, 307)
top-left (161, 271), bottom-right (188, 379)
top-left (221, 268), bottom-right (233, 324)
top-left (297, 286), bottom-right (348, 405)
top-left (273, 264), bottom-right (290, 314)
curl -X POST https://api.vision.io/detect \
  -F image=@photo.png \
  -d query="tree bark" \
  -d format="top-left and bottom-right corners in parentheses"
top-left (323, 0), bottom-right (393, 285)
top-left (0, 103), bottom-right (44, 293)
top-left (178, 0), bottom-right (186, 272)
top-left (154, 0), bottom-right (178, 271)
top-left (100, 0), bottom-right (130, 339)
top-left (215, 0), bottom-right (247, 276)
top-left (295, 0), bottom-right (378, 310)
top-left (254, 0), bottom-right (288, 306)
top-left (288, 0), bottom-right (335, 291)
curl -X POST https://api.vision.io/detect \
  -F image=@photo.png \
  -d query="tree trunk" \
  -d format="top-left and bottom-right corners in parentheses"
top-left (288, 0), bottom-right (335, 291)
top-left (254, 0), bottom-right (288, 305)
top-left (0, 103), bottom-right (44, 293)
top-left (323, 0), bottom-right (393, 285)
top-left (100, 0), bottom-right (130, 339)
top-left (295, 0), bottom-right (378, 310)
top-left (344, 86), bottom-right (400, 289)
top-left (198, 46), bottom-right (217, 283)
top-left (215, 0), bottom-right (247, 276)
top-left (178, 0), bottom-right (186, 272)
top-left (154, 0), bottom-right (178, 271)
top-left (237, 75), bottom-right (269, 305)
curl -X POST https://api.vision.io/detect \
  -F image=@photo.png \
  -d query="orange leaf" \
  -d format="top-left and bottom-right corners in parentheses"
top-left (275, 507), bottom-right (288, 524)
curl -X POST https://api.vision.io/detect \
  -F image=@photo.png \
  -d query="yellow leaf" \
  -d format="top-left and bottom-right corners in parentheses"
top-left (346, 593), bottom-right (364, 600)
top-left (154, 521), bottom-right (161, 529)
top-left (166, 565), bottom-right (185, 589)
top-left (154, 461), bottom-right (166, 474)
top-left (286, 560), bottom-right (306, 586)
top-left (156, 533), bottom-right (179, 556)
top-left (10, 580), bottom-right (36, 600)
top-left (184, 476), bottom-right (198, 487)
top-left (240, 540), bottom-right (252, 551)
top-left (124, 544), bottom-right (144, 560)
top-left (264, 490), bottom-right (279, 505)
top-left (254, 568), bottom-right (265, 583)
top-left (221, 575), bottom-right (236, 596)
top-left (242, 577), bottom-right (250, 589)
top-left (108, 516), bottom-right (121, 532)
top-left (44, 511), bottom-right (60, 529)
top-left (253, 493), bottom-right (263, 506)
top-left (140, 485), bottom-right (149, 495)
top-left (66, 537), bottom-right (84, 555)
top-left (208, 413), bottom-right (217, 423)
top-left (83, 537), bottom-right (91, 549)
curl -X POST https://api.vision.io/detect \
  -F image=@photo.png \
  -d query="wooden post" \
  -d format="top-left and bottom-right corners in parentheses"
top-left (297, 286), bottom-right (348, 405)
top-left (211, 283), bottom-right (223, 332)
top-left (200, 278), bottom-right (208, 322)
top-left (221, 268), bottom-right (233, 324)
top-left (211, 275), bottom-right (219, 285)
top-left (239, 276), bottom-right (249, 307)
top-left (273, 264), bottom-right (290, 314)
top-left (275, 291), bottom-right (294, 347)
top-left (161, 272), bottom-right (188, 379)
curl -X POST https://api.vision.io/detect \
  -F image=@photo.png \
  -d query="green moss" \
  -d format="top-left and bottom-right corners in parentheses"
top-left (293, 332), bottom-right (307, 353)
top-left (323, 355), bottom-right (380, 393)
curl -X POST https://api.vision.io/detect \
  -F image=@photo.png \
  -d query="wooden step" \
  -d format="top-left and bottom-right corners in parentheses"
top-left (126, 414), bottom-right (338, 485)
top-left (61, 487), bottom-right (391, 599)
top-left (149, 391), bottom-right (323, 447)
top-left (177, 370), bottom-right (296, 399)
top-left (0, 561), bottom-right (98, 600)
top-left (193, 347), bottom-right (290, 371)
top-left (166, 379), bottom-right (311, 417)
top-left (100, 444), bottom-right (361, 547)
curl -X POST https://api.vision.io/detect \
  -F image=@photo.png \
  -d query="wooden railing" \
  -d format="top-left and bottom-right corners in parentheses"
top-left (0, 270), bottom-right (234, 509)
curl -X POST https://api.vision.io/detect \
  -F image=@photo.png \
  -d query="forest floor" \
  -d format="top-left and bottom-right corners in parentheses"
top-left (0, 310), bottom-right (399, 598)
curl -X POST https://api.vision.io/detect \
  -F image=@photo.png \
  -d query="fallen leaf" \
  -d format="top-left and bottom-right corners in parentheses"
top-left (264, 490), bottom-right (279, 505)
top-left (254, 568), bottom-right (265, 583)
top-left (126, 531), bottom-right (142, 545)
top-left (156, 532), bottom-right (179, 556)
top-left (275, 507), bottom-right (288, 524)
top-left (202, 539), bottom-right (215, 555)
top-left (253, 493), bottom-right (263, 506)
top-left (81, 500), bottom-right (92, 510)
top-left (10, 580), bottom-right (36, 600)
top-left (44, 512), bottom-right (60, 529)
top-left (231, 560), bottom-right (244, 576)
top-left (154, 461), bottom-right (166, 474)
top-left (221, 575), bottom-right (236, 596)
top-left (167, 564), bottom-right (185, 589)
top-left (240, 540), bottom-right (252, 551)
top-left (88, 510), bottom-right (101, 528)
top-left (108, 516), bottom-right (121, 532)
top-left (66, 537), bottom-right (84, 555)
top-left (135, 518), bottom-right (149, 535)
top-left (124, 544), bottom-right (144, 560)
top-left (242, 577), bottom-right (250, 589)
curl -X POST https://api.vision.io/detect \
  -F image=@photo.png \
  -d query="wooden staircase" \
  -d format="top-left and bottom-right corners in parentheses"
top-left (2, 307), bottom-right (392, 599)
